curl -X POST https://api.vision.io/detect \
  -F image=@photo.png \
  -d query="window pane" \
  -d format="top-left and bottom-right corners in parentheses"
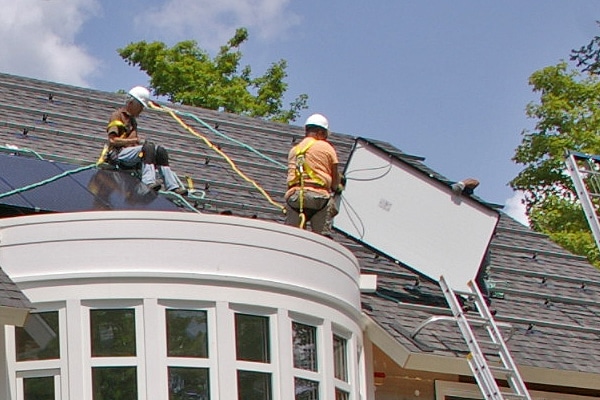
top-left (23, 376), bottom-right (54, 400)
top-left (167, 309), bottom-right (208, 358)
top-left (335, 388), bottom-right (349, 400)
top-left (295, 377), bottom-right (319, 400)
top-left (169, 367), bottom-right (210, 400)
top-left (333, 335), bottom-right (348, 381)
top-left (235, 314), bottom-right (270, 362)
top-left (92, 367), bottom-right (137, 399)
top-left (292, 322), bottom-right (317, 371)
top-left (90, 309), bottom-right (136, 357)
top-left (16, 311), bottom-right (60, 361)
top-left (237, 370), bottom-right (271, 400)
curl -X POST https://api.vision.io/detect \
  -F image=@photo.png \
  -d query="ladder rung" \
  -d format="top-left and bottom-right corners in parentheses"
top-left (478, 340), bottom-right (501, 349)
top-left (464, 316), bottom-right (491, 326)
top-left (451, 289), bottom-right (476, 298)
top-left (488, 365), bottom-right (515, 377)
top-left (500, 393), bottom-right (528, 400)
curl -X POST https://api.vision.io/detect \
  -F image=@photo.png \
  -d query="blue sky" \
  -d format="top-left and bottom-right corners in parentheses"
top-left (2, 0), bottom-right (600, 224)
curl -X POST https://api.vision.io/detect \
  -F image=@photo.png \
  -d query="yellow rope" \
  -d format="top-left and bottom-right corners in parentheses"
top-left (148, 101), bottom-right (286, 214)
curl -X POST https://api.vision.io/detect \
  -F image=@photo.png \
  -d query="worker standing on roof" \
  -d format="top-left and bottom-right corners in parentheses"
top-left (285, 113), bottom-right (343, 237)
top-left (104, 86), bottom-right (187, 195)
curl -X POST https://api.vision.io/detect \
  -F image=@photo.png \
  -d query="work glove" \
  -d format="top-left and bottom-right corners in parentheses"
top-left (334, 174), bottom-right (346, 194)
top-left (451, 178), bottom-right (479, 194)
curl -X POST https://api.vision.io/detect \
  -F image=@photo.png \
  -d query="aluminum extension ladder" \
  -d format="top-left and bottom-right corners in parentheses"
top-left (564, 151), bottom-right (600, 251)
top-left (439, 276), bottom-right (532, 400)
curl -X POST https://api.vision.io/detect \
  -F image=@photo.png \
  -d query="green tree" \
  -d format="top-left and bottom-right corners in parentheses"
top-left (118, 28), bottom-right (307, 123)
top-left (570, 21), bottom-right (600, 75)
top-left (510, 62), bottom-right (600, 266)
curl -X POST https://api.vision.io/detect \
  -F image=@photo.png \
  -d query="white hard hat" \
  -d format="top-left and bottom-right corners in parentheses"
top-left (305, 113), bottom-right (329, 131)
top-left (128, 86), bottom-right (151, 108)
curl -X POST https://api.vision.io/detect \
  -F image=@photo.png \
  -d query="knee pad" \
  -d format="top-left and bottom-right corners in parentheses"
top-left (156, 145), bottom-right (170, 166)
top-left (141, 141), bottom-right (156, 164)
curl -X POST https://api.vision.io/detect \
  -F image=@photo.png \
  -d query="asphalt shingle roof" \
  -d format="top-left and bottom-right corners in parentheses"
top-left (0, 269), bottom-right (32, 311)
top-left (0, 72), bottom-right (599, 377)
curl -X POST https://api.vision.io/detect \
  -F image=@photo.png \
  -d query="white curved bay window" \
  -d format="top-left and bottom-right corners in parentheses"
top-left (10, 303), bottom-right (357, 400)
top-left (1, 212), bottom-right (364, 400)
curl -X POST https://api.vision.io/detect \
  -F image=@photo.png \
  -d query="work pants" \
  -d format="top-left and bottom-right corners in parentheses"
top-left (285, 189), bottom-right (337, 237)
top-left (116, 146), bottom-right (180, 190)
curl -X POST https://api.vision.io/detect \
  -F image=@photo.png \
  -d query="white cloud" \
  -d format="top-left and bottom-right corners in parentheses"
top-left (136, 0), bottom-right (301, 49)
top-left (0, 0), bottom-right (100, 87)
top-left (503, 191), bottom-right (529, 227)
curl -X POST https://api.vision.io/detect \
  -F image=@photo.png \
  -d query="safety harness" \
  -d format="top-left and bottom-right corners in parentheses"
top-left (97, 120), bottom-right (143, 166)
top-left (289, 138), bottom-right (327, 228)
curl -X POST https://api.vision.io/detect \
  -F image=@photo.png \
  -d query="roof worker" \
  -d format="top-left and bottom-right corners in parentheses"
top-left (285, 113), bottom-right (343, 237)
top-left (104, 86), bottom-right (187, 195)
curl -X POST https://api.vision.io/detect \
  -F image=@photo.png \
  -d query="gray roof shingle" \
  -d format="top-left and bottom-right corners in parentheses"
top-left (0, 72), bottom-right (599, 377)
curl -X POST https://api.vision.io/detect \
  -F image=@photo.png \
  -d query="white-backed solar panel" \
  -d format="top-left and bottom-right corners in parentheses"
top-left (334, 139), bottom-right (499, 292)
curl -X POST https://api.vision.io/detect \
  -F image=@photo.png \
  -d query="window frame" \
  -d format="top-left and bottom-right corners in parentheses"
top-left (16, 369), bottom-right (62, 400)
top-left (289, 313), bottom-right (325, 400)
top-left (230, 304), bottom-right (278, 400)
top-left (332, 329), bottom-right (352, 397)
top-left (159, 300), bottom-right (217, 400)
top-left (82, 300), bottom-right (145, 399)
top-left (8, 303), bottom-right (67, 400)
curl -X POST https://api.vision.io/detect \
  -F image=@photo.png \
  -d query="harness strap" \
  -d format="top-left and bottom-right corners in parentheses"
top-left (288, 139), bottom-right (327, 188)
top-left (107, 120), bottom-right (127, 133)
top-left (289, 138), bottom-right (329, 229)
top-left (100, 121), bottom-right (134, 165)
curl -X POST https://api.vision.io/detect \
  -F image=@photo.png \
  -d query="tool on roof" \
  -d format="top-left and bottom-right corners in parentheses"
top-left (565, 151), bottom-right (600, 252)
top-left (439, 276), bottom-right (532, 400)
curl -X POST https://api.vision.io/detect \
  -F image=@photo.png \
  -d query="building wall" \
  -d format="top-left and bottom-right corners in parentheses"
top-left (0, 211), bottom-right (365, 400)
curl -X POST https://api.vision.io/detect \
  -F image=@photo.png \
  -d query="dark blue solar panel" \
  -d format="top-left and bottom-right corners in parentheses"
top-left (0, 153), bottom-right (182, 213)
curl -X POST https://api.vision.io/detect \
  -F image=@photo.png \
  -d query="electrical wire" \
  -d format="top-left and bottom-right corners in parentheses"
top-left (0, 144), bottom-right (44, 160)
top-left (345, 161), bottom-right (393, 182)
top-left (338, 194), bottom-right (366, 239)
top-left (148, 101), bottom-right (286, 214)
top-left (158, 190), bottom-right (202, 214)
top-left (171, 108), bottom-right (287, 170)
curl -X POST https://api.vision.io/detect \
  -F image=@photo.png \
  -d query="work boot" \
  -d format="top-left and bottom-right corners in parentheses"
top-left (147, 182), bottom-right (161, 191)
top-left (171, 187), bottom-right (188, 196)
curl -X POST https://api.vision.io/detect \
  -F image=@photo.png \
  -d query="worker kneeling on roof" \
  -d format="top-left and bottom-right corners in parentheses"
top-left (104, 86), bottom-right (186, 195)
top-left (285, 113), bottom-right (343, 237)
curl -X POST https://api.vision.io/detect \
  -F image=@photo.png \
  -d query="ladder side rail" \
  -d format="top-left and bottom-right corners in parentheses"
top-left (565, 153), bottom-right (600, 251)
top-left (467, 281), bottom-right (533, 400)
top-left (439, 277), bottom-right (505, 400)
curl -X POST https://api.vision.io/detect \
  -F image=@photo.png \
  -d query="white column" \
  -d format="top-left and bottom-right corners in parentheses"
top-left (215, 301), bottom-right (236, 399)
top-left (142, 298), bottom-right (161, 400)
top-left (276, 308), bottom-right (293, 399)
top-left (66, 299), bottom-right (85, 400)
top-left (0, 325), bottom-right (10, 400)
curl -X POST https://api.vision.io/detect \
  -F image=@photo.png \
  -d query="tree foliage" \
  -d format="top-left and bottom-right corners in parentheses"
top-left (511, 62), bottom-right (600, 266)
top-left (570, 21), bottom-right (600, 75)
top-left (118, 28), bottom-right (308, 123)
